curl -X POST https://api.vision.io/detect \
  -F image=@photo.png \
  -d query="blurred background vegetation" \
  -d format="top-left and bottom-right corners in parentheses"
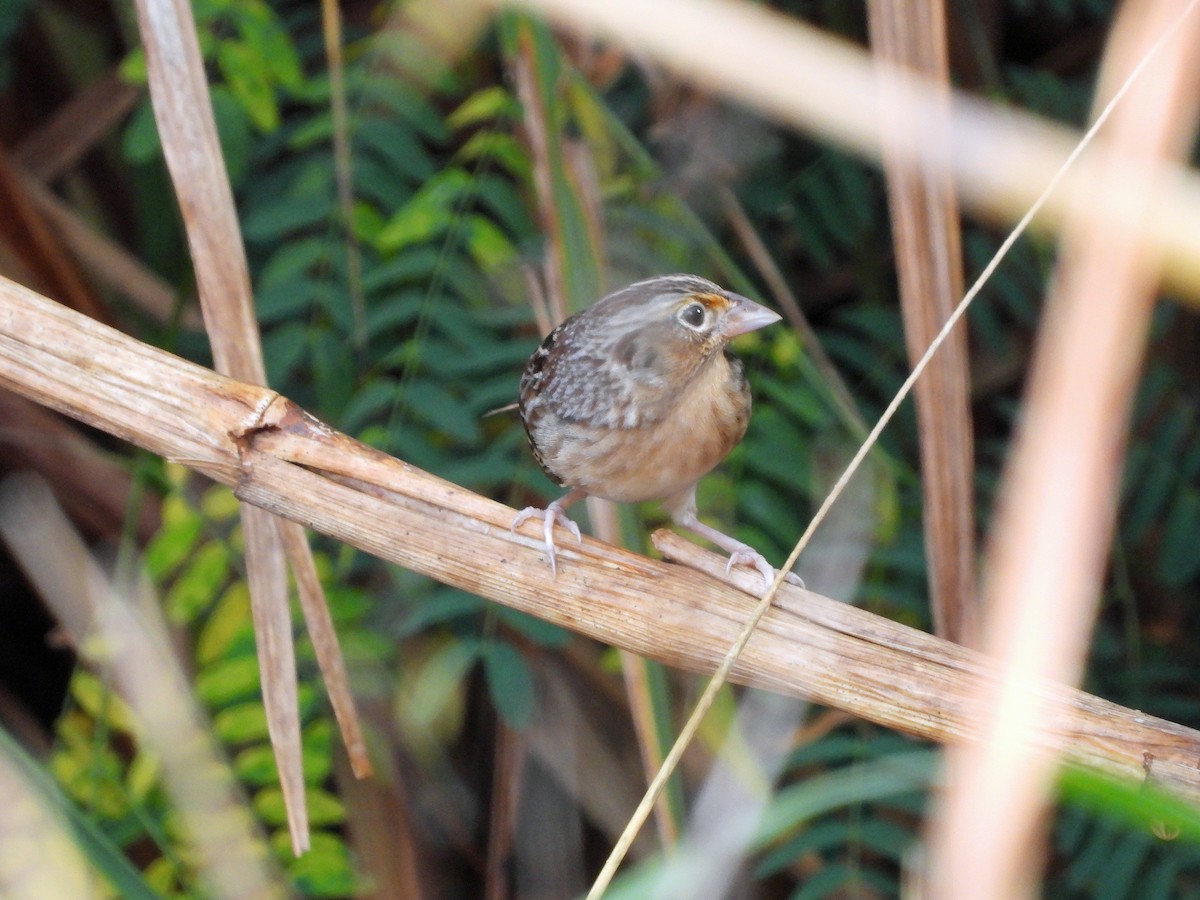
top-left (0, 0), bottom-right (1198, 896)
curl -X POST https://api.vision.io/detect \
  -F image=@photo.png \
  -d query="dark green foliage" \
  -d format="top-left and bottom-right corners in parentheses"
top-left (0, 0), bottom-right (31, 89)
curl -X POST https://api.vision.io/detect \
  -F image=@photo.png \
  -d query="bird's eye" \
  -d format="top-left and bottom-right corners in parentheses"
top-left (678, 303), bottom-right (708, 330)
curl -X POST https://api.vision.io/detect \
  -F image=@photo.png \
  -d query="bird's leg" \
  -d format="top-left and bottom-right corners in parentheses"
top-left (512, 487), bottom-right (585, 577)
top-left (664, 488), bottom-right (804, 590)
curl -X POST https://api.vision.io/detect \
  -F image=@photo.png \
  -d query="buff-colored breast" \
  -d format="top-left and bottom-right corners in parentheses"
top-left (529, 352), bottom-right (750, 503)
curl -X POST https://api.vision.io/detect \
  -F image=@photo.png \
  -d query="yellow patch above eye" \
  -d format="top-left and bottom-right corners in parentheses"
top-left (687, 292), bottom-right (730, 312)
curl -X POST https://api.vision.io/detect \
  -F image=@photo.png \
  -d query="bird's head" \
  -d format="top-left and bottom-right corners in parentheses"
top-left (593, 274), bottom-right (781, 377)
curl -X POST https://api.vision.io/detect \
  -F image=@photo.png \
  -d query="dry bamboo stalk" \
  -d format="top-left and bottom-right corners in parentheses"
top-left (927, 0), bottom-right (1200, 895)
top-left (132, 0), bottom-right (372, 855)
top-left (867, 0), bottom-right (977, 646)
top-left (1, 273), bottom-right (1198, 792)
top-left (132, 0), bottom-right (307, 853)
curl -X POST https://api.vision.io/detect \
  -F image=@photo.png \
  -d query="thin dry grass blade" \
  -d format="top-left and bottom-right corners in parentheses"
top-left (718, 185), bottom-right (868, 437)
top-left (277, 518), bottom-right (373, 777)
top-left (867, 0), bottom-right (977, 644)
top-left (926, 0), bottom-right (1200, 895)
top-left (509, 14), bottom-right (677, 848)
top-left (319, 0), bottom-right (367, 352)
top-left (131, 0), bottom-right (265, 381)
top-left (240, 504), bottom-right (306, 851)
top-left (591, 500), bottom-right (683, 848)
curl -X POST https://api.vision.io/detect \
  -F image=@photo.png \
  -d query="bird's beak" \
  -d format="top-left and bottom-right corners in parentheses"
top-left (722, 294), bottom-right (782, 338)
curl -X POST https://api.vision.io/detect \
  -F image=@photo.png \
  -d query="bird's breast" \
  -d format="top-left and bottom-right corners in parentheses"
top-left (527, 354), bottom-right (751, 503)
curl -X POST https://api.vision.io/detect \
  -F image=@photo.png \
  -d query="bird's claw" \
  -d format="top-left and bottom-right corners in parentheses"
top-left (724, 549), bottom-right (806, 591)
top-left (512, 505), bottom-right (581, 578)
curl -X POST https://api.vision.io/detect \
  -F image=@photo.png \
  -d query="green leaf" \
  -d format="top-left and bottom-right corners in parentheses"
top-left (196, 655), bottom-right (262, 707)
top-left (213, 701), bottom-right (269, 744)
top-left (482, 641), bottom-right (535, 729)
top-left (792, 864), bottom-right (894, 900)
top-left (217, 39), bottom-right (280, 132)
top-left (242, 193), bottom-right (332, 243)
top-left (312, 330), bottom-right (356, 415)
top-left (280, 831), bottom-right (360, 898)
top-left (124, 751), bottom-right (159, 805)
top-left (210, 86), bottom-right (252, 185)
top-left (235, 3), bottom-right (302, 91)
top-left (1159, 489), bottom-right (1200, 586)
top-left (200, 485), bottom-right (241, 522)
top-left (165, 541), bottom-right (231, 623)
top-left (402, 379), bottom-right (483, 445)
top-left (755, 750), bottom-right (938, 847)
top-left (258, 236), bottom-right (332, 288)
top-left (494, 607), bottom-right (571, 648)
top-left (396, 589), bottom-right (486, 637)
top-left (374, 169), bottom-right (473, 254)
top-left (143, 505), bottom-right (204, 581)
top-left (196, 580), bottom-right (253, 667)
top-left (355, 117), bottom-right (437, 182)
top-left (255, 786), bottom-right (344, 827)
top-left (454, 131), bottom-right (531, 180)
top-left (122, 100), bottom-right (160, 164)
top-left (339, 379), bottom-right (399, 435)
top-left (332, 629), bottom-right (394, 665)
top-left (447, 85), bottom-right (519, 128)
top-left (118, 47), bottom-right (147, 84)
top-left (234, 740), bottom-right (331, 786)
top-left (322, 586), bottom-right (372, 623)
top-left (474, 172), bottom-right (536, 237)
top-left (464, 214), bottom-right (517, 270)
top-left (401, 638), bottom-right (480, 733)
top-left (264, 322), bottom-right (313, 386)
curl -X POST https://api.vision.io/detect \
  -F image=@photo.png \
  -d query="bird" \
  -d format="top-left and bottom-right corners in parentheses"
top-left (512, 273), bottom-right (791, 587)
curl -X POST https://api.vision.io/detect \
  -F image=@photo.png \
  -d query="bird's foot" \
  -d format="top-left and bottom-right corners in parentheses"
top-left (724, 548), bottom-right (806, 591)
top-left (512, 502), bottom-right (582, 578)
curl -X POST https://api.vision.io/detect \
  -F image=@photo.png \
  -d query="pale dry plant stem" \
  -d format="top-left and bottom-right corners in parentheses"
top-left (927, 0), bottom-right (1200, 895)
top-left (320, 0), bottom-right (368, 352)
top-left (586, 2), bottom-right (1198, 893)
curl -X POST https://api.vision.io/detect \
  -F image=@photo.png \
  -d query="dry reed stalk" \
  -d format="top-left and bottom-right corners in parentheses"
top-left (132, 0), bottom-right (371, 854)
top-left (867, 0), bottom-right (977, 645)
top-left (0, 273), bottom-right (1196, 798)
top-left (926, 0), bottom-right (1200, 895)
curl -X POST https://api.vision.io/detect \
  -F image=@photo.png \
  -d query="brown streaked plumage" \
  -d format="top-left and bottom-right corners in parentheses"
top-left (513, 274), bottom-right (792, 586)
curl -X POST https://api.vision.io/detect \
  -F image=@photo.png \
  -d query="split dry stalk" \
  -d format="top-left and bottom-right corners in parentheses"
top-left (0, 273), bottom-right (1197, 797)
